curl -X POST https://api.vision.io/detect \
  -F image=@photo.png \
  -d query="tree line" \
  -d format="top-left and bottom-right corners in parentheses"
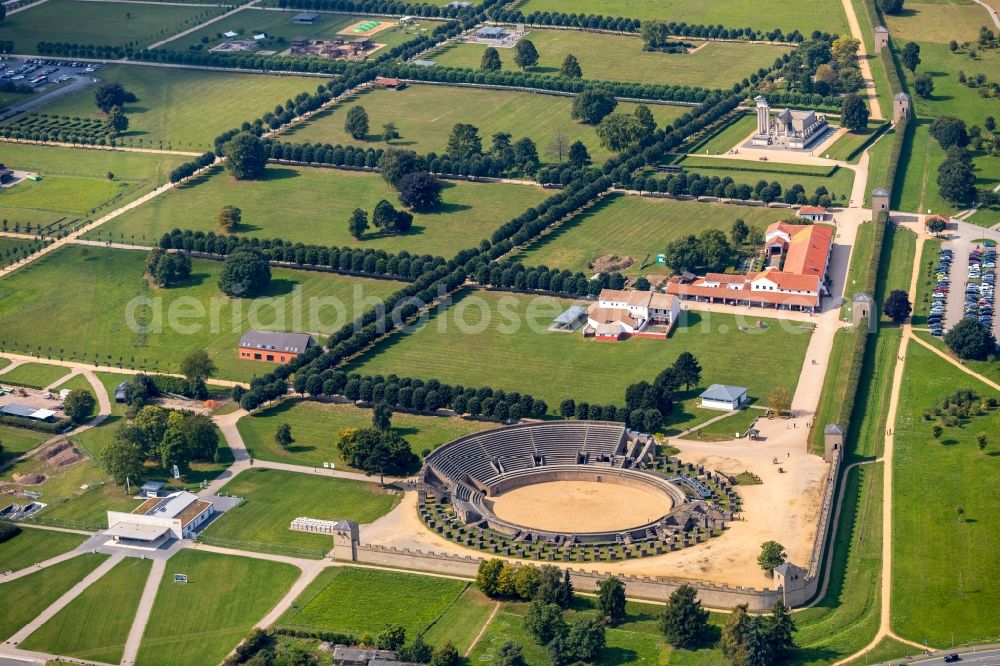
top-left (157, 228), bottom-right (446, 281)
top-left (620, 170), bottom-right (840, 207)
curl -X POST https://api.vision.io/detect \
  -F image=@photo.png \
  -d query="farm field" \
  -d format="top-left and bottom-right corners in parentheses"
top-left (20, 557), bottom-right (152, 664)
top-left (0, 527), bottom-right (84, 572)
top-left (0, 245), bottom-right (404, 382)
top-left (236, 398), bottom-right (494, 468)
top-left (0, 362), bottom-right (71, 389)
top-left (135, 549), bottom-right (299, 666)
top-left (673, 157), bottom-right (856, 202)
top-left (511, 193), bottom-right (797, 274)
top-left (349, 289), bottom-right (812, 411)
top-left (513, 0), bottom-right (849, 35)
top-left (428, 29), bottom-right (787, 88)
top-left (0, 143), bottom-right (185, 228)
top-left (23, 65), bottom-right (319, 151)
top-left (202, 468), bottom-right (401, 554)
top-left (891, 342), bottom-right (1000, 645)
top-left (89, 164), bottom-right (550, 255)
top-left (0, 0), bottom-right (225, 53)
top-left (278, 84), bottom-right (688, 165)
top-left (0, 553), bottom-right (108, 641)
top-left (278, 566), bottom-right (469, 637)
top-left (169, 8), bottom-right (435, 52)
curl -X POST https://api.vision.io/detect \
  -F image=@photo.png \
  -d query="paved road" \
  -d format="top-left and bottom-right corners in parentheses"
top-left (0, 76), bottom-right (92, 123)
top-left (899, 649), bottom-right (1000, 666)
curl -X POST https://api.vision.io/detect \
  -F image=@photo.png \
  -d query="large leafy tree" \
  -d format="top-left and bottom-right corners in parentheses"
top-left (944, 318), bottom-right (997, 360)
top-left (344, 105), bottom-right (369, 140)
top-left (481, 46), bottom-right (501, 71)
top-left (101, 434), bottom-right (144, 486)
top-left (597, 576), bottom-right (627, 624)
top-left (571, 88), bottom-right (617, 124)
top-left (930, 116), bottom-right (969, 149)
top-left (901, 41), bottom-right (921, 73)
top-left (596, 112), bottom-right (647, 152)
top-left (94, 82), bottom-right (133, 113)
top-left (757, 540), bottom-right (787, 575)
top-left (524, 600), bottom-right (565, 644)
top-left (840, 93), bottom-right (869, 131)
top-left (378, 148), bottom-right (422, 187)
top-left (397, 172), bottom-right (443, 210)
top-left (223, 132), bottom-right (267, 180)
top-left (348, 208), bottom-right (369, 240)
top-left (513, 39), bottom-right (539, 70)
top-left (672, 351), bottom-right (702, 390)
top-left (64, 389), bottom-right (96, 423)
top-left (217, 205), bottom-right (241, 233)
top-left (180, 349), bottom-right (216, 384)
top-left (105, 106), bottom-right (129, 136)
top-left (559, 53), bottom-right (582, 78)
top-left (567, 140), bottom-right (591, 167)
top-left (218, 247), bottom-right (271, 297)
top-left (883, 289), bottom-right (912, 323)
top-left (446, 123), bottom-right (482, 158)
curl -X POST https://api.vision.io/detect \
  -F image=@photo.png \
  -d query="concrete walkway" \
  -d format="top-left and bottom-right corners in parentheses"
top-left (8, 553), bottom-right (123, 645)
top-left (119, 558), bottom-right (165, 666)
top-left (0, 550), bottom-right (86, 583)
top-left (0, 352), bottom-right (247, 389)
top-left (0, 138), bottom-right (202, 157)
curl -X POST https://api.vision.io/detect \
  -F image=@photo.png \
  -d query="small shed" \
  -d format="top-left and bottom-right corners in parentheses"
top-left (552, 305), bottom-right (587, 330)
top-left (222, 30), bottom-right (238, 38)
top-left (114, 381), bottom-right (130, 403)
top-left (699, 384), bottom-right (748, 411)
top-left (140, 481), bottom-right (165, 498)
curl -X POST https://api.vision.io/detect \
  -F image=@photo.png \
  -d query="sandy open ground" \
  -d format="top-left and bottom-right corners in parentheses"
top-left (488, 480), bottom-right (672, 533)
top-left (337, 20), bottom-right (397, 37)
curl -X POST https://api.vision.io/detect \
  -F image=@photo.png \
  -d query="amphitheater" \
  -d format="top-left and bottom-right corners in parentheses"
top-left (419, 421), bottom-right (735, 559)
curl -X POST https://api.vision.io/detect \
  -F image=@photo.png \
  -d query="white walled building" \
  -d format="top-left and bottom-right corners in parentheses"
top-left (585, 289), bottom-right (681, 339)
top-left (106, 490), bottom-right (213, 549)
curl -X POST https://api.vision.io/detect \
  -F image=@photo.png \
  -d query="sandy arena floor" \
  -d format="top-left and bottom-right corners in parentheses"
top-left (488, 480), bottom-right (672, 533)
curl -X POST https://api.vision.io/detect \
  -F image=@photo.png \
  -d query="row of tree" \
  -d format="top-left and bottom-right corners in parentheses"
top-left (288, 369), bottom-right (549, 422)
top-left (158, 228), bottom-right (446, 281)
top-left (168, 151), bottom-right (215, 184)
top-left (469, 261), bottom-right (626, 297)
top-left (621, 169), bottom-right (840, 208)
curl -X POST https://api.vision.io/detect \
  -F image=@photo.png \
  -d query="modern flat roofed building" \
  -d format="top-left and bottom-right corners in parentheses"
top-left (106, 490), bottom-right (213, 549)
top-left (239, 330), bottom-right (315, 363)
top-left (293, 11), bottom-right (320, 23)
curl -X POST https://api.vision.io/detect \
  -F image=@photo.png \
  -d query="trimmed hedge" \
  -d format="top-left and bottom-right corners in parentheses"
top-left (0, 414), bottom-right (73, 433)
top-left (0, 521), bottom-right (21, 544)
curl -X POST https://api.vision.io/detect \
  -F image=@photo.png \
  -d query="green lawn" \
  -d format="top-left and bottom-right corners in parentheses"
top-left (891, 342), bottom-right (1000, 646)
top-left (0, 362), bottom-right (71, 389)
top-left (0, 143), bottom-right (185, 228)
top-left (810, 329), bottom-right (857, 454)
top-left (0, 0), bottom-right (225, 53)
top-left (169, 8), bottom-right (434, 52)
top-left (873, 225), bottom-right (917, 316)
top-left (893, 40), bottom-right (1000, 223)
top-left (0, 528), bottom-right (84, 572)
top-left (885, 1), bottom-right (987, 44)
top-left (22, 65), bottom-right (319, 151)
top-left (87, 164), bottom-right (551, 255)
top-left (0, 553), bottom-right (107, 642)
top-left (428, 30), bottom-right (787, 88)
top-left (0, 237), bottom-right (49, 269)
top-left (683, 406), bottom-right (761, 442)
top-left (21, 557), bottom-right (152, 663)
top-left (237, 398), bottom-right (494, 468)
top-left (912, 238), bottom-right (942, 325)
top-left (349, 289), bottom-right (812, 411)
top-left (673, 157), bottom-right (856, 203)
top-left (823, 123), bottom-right (888, 163)
top-left (278, 566), bottom-right (469, 637)
top-left (0, 245), bottom-right (404, 382)
top-left (135, 549), bottom-right (299, 666)
top-left (49, 372), bottom-right (93, 392)
top-left (862, 126), bottom-right (896, 208)
top-left (421, 586), bottom-right (496, 654)
top-left (511, 193), bottom-right (798, 274)
top-left (513, 0), bottom-right (849, 35)
top-left (0, 424), bottom-right (48, 464)
top-left (278, 84), bottom-right (688, 166)
top-left (685, 112), bottom-right (756, 155)
top-left (203, 468), bottom-right (401, 554)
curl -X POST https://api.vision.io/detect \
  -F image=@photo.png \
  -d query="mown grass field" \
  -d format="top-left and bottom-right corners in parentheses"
top-left (349, 289), bottom-right (812, 411)
top-left (885, 0), bottom-right (987, 45)
top-left (674, 158), bottom-right (856, 203)
top-left (428, 29), bottom-right (787, 88)
top-left (0, 527), bottom-right (84, 572)
top-left (0, 238), bottom-right (47, 269)
top-left (279, 566), bottom-right (469, 637)
top-left (0, 144), bottom-right (185, 227)
top-left (420, 586), bottom-right (496, 654)
top-left (892, 37), bottom-right (1000, 224)
top-left (88, 164), bottom-right (550, 255)
top-left (891, 342), bottom-right (1000, 646)
top-left (135, 549), bottom-right (299, 666)
top-left (203, 468), bottom-right (401, 553)
top-left (824, 123), bottom-right (887, 163)
top-left (0, 424), bottom-right (48, 464)
top-left (511, 193), bottom-right (797, 274)
top-left (0, 245), bottom-right (403, 382)
top-left (512, 0), bottom-right (849, 35)
top-left (237, 398), bottom-right (494, 468)
top-left (27, 65), bottom-right (319, 151)
top-left (686, 112), bottom-right (755, 154)
top-left (874, 225), bottom-right (917, 315)
top-left (169, 8), bottom-right (434, 51)
top-left (278, 84), bottom-right (687, 165)
top-left (0, 362), bottom-right (71, 388)
top-left (21, 557), bottom-right (152, 663)
top-left (0, 553), bottom-right (107, 641)
top-left (912, 238), bottom-right (942, 325)
top-left (0, 0), bottom-right (225, 53)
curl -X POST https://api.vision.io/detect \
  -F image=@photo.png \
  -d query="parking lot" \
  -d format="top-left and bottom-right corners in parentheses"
top-left (938, 232), bottom-right (998, 338)
top-left (0, 56), bottom-right (98, 120)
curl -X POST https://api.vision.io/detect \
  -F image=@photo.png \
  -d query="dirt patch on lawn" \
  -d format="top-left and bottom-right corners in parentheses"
top-left (40, 440), bottom-right (84, 468)
top-left (13, 472), bottom-right (46, 485)
top-left (590, 254), bottom-right (634, 273)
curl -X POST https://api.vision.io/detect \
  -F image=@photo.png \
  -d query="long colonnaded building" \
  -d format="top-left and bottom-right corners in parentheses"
top-left (666, 221), bottom-right (834, 312)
